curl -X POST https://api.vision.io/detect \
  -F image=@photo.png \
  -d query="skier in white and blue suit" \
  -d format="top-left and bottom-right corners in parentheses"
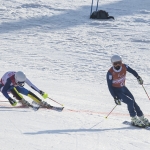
top-left (0, 71), bottom-right (50, 108)
top-left (106, 55), bottom-right (150, 127)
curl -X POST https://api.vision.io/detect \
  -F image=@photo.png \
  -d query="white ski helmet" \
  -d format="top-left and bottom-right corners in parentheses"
top-left (15, 71), bottom-right (26, 86)
top-left (111, 55), bottom-right (122, 64)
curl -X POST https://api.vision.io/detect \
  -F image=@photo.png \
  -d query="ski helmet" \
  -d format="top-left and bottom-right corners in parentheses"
top-left (15, 71), bottom-right (26, 87)
top-left (111, 55), bottom-right (122, 64)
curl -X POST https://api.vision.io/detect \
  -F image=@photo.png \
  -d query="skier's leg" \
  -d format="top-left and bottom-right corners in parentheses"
top-left (27, 91), bottom-right (42, 103)
top-left (124, 87), bottom-right (143, 117)
top-left (117, 93), bottom-right (144, 126)
top-left (133, 102), bottom-right (143, 117)
top-left (28, 91), bottom-right (52, 107)
top-left (16, 87), bottom-right (51, 108)
top-left (10, 87), bottom-right (31, 107)
top-left (117, 93), bottom-right (136, 117)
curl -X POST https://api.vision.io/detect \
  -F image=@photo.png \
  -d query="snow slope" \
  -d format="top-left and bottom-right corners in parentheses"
top-left (0, 0), bottom-right (150, 149)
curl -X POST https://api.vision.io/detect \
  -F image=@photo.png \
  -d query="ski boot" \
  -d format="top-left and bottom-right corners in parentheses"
top-left (131, 116), bottom-right (145, 127)
top-left (8, 97), bottom-right (17, 106)
top-left (40, 101), bottom-right (53, 109)
top-left (19, 99), bottom-right (39, 111)
top-left (139, 115), bottom-right (150, 126)
top-left (19, 98), bottom-right (32, 107)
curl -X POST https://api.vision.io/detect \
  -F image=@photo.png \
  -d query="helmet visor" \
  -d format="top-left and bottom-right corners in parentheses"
top-left (17, 81), bottom-right (25, 87)
top-left (113, 61), bottom-right (122, 66)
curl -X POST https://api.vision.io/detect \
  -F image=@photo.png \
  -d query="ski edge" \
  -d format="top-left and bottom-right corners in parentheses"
top-left (0, 105), bottom-right (64, 112)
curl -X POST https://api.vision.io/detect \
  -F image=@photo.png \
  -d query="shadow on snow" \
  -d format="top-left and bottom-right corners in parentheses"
top-left (24, 126), bottom-right (141, 135)
top-left (0, 0), bottom-right (149, 33)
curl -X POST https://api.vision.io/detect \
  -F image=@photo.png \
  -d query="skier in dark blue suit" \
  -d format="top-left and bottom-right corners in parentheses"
top-left (106, 55), bottom-right (150, 127)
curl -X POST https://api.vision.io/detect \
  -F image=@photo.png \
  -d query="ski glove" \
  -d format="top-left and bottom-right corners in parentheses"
top-left (114, 97), bottom-right (121, 105)
top-left (8, 97), bottom-right (17, 106)
top-left (39, 90), bottom-right (48, 99)
top-left (137, 76), bottom-right (143, 85)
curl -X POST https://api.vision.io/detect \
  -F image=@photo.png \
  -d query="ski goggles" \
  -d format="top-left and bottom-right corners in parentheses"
top-left (113, 61), bottom-right (122, 66)
top-left (17, 81), bottom-right (25, 87)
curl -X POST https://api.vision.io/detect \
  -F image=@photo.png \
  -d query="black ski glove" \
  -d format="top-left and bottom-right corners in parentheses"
top-left (137, 76), bottom-right (143, 85)
top-left (114, 97), bottom-right (121, 105)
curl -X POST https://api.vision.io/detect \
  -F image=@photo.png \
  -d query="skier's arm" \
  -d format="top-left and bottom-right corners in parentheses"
top-left (25, 78), bottom-right (40, 93)
top-left (2, 78), bottom-right (12, 99)
top-left (125, 64), bottom-right (139, 77)
top-left (106, 71), bottom-right (116, 98)
top-left (125, 64), bottom-right (143, 85)
top-left (25, 78), bottom-right (48, 99)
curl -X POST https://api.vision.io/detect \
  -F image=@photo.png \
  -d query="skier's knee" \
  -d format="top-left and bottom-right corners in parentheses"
top-left (10, 87), bottom-right (23, 100)
top-left (127, 100), bottom-right (134, 107)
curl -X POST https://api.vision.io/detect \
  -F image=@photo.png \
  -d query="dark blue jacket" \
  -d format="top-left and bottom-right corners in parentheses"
top-left (106, 64), bottom-right (139, 98)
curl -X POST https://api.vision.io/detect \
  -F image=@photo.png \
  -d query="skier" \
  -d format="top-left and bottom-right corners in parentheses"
top-left (106, 55), bottom-right (150, 127)
top-left (0, 71), bottom-right (51, 109)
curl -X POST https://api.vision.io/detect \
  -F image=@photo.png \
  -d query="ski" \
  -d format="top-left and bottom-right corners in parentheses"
top-left (29, 104), bottom-right (40, 111)
top-left (0, 104), bottom-right (64, 112)
top-left (18, 101), bottom-right (39, 111)
top-left (0, 101), bottom-right (64, 112)
top-left (0, 105), bottom-right (39, 111)
top-left (123, 121), bottom-right (150, 130)
top-left (50, 106), bottom-right (64, 112)
top-left (32, 101), bottom-right (64, 112)
top-left (37, 106), bottom-right (64, 112)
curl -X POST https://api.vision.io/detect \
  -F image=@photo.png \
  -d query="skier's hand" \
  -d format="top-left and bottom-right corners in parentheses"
top-left (8, 97), bottom-right (17, 106)
top-left (39, 90), bottom-right (48, 99)
top-left (114, 97), bottom-right (121, 105)
top-left (137, 76), bottom-right (143, 85)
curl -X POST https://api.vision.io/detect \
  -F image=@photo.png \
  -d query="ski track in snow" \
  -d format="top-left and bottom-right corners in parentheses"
top-left (0, 0), bottom-right (150, 150)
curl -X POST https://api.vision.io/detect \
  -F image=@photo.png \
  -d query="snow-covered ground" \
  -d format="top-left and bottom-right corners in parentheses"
top-left (0, 0), bottom-right (150, 149)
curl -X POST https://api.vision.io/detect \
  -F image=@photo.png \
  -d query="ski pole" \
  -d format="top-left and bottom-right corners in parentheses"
top-left (105, 105), bottom-right (117, 119)
top-left (48, 97), bottom-right (64, 106)
top-left (90, 0), bottom-right (94, 16)
top-left (96, 0), bottom-right (99, 11)
top-left (142, 84), bottom-right (150, 100)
